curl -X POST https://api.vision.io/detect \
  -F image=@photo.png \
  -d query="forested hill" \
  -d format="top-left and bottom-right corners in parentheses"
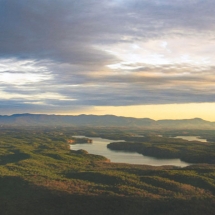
top-left (0, 114), bottom-right (214, 129)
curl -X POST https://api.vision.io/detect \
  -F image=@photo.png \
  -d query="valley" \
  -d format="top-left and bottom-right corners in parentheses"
top-left (0, 126), bottom-right (215, 214)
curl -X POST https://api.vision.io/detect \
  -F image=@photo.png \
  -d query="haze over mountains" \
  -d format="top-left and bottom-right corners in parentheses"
top-left (0, 114), bottom-right (214, 129)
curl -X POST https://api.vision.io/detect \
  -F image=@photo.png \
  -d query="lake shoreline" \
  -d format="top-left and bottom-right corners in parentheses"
top-left (70, 136), bottom-right (191, 167)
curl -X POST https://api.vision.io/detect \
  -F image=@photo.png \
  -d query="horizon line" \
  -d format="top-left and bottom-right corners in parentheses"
top-left (0, 113), bottom-right (214, 123)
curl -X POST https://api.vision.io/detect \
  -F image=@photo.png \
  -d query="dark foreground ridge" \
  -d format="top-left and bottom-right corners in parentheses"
top-left (0, 113), bottom-right (214, 129)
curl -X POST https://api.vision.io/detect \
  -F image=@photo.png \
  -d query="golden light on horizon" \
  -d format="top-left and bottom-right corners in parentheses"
top-left (89, 103), bottom-right (215, 121)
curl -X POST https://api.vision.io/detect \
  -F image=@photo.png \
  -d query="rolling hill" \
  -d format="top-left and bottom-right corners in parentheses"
top-left (0, 114), bottom-right (214, 129)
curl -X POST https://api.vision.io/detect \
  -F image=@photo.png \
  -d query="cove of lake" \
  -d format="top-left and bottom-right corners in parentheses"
top-left (174, 136), bottom-right (208, 142)
top-left (69, 136), bottom-right (203, 167)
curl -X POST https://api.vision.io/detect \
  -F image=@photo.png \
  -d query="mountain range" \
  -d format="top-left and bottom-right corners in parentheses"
top-left (0, 114), bottom-right (214, 129)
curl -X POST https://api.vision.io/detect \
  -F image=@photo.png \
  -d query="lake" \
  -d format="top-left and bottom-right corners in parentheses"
top-left (174, 136), bottom-right (208, 142)
top-left (70, 136), bottom-right (191, 167)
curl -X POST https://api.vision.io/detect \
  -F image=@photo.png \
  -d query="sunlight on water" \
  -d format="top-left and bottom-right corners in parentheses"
top-left (174, 136), bottom-right (208, 142)
top-left (70, 136), bottom-right (191, 167)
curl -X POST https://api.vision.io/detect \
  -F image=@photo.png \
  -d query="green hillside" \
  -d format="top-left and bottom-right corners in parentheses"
top-left (0, 127), bottom-right (215, 215)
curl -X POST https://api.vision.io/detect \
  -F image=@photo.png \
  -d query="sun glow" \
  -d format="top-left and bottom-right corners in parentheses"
top-left (89, 103), bottom-right (215, 121)
top-left (103, 36), bottom-right (215, 71)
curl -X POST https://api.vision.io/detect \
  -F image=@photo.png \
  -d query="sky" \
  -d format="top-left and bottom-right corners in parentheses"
top-left (0, 0), bottom-right (215, 120)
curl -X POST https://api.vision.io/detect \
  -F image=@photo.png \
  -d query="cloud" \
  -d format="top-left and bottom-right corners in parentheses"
top-left (0, 0), bottom-right (215, 113)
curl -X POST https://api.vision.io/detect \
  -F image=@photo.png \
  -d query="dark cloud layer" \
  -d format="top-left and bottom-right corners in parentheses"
top-left (2, 0), bottom-right (215, 61)
top-left (0, 0), bottom-right (215, 113)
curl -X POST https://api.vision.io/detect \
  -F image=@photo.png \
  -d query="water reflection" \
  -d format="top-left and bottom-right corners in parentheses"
top-left (70, 136), bottom-right (191, 167)
top-left (174, 136), bottom-right (207, 142)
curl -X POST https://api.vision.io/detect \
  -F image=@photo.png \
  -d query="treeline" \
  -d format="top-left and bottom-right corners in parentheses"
top-left (107, 134), bottom-right (215, 163)
top-left (0, 127), bottom-right (215, 214)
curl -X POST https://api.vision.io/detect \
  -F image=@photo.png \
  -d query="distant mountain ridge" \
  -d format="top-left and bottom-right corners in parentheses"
top-left (0, 114), bottom-right (214, 129)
